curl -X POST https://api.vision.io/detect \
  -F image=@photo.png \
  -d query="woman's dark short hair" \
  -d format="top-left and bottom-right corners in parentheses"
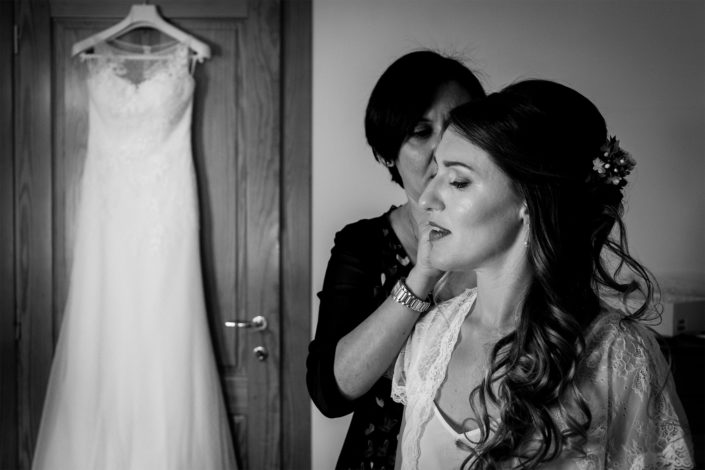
top-left (364, 50), bottom-right (485, 186)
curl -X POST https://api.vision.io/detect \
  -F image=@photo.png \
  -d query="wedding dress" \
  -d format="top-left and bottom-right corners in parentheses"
top-left (32, 40), bottom-right (237, 470)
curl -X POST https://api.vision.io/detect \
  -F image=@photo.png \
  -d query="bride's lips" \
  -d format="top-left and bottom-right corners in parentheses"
top-left (428, 222), bottom-right (451, 241)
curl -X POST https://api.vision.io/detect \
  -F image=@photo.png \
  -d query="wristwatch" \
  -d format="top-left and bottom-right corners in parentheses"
top-left (391, 278), bottom-right (432, 313)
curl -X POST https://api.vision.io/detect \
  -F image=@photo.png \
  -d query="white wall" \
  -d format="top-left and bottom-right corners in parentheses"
top-left (312, 1), bottom-right (705, 468)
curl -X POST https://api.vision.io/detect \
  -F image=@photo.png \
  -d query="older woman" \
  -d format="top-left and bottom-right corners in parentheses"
top-left (306, 50), bottom-right (485, 469)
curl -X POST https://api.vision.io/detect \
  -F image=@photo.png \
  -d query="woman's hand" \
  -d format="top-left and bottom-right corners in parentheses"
top-left (409, 220), bottom-right (476, 303)
top-left (404, 220), bottom-right (444, 298)
top-left (414, 221), bottom-right (444, 279)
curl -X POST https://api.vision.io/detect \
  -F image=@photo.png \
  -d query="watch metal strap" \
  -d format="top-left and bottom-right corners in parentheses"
top-left (391, 278), bottom-right (431, 313)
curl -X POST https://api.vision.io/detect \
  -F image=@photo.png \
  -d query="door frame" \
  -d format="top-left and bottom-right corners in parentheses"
top-left (0, 0), bottom-right (18, 468)
top-left (0, 0), bottom-right (311, 468)
top-left (280, 1), bottom-right (312, 468)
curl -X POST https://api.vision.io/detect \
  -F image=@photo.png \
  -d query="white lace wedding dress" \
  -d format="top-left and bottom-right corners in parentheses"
top-left (32, 41), bottom-right (237, 470)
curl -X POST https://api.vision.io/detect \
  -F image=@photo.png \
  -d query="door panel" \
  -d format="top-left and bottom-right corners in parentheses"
top-left (15, 1), bottom-right (287, 468)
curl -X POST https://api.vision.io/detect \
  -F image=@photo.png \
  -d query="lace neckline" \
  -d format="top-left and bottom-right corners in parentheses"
top-left (85, 40), bottom-right (191, 90)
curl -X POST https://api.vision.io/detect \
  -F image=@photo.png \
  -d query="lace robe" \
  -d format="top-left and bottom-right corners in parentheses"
top-left (392, 288), bottom-right (694, 469)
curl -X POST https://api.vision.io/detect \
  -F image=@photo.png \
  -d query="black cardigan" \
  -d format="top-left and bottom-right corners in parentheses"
top-left (307, 207), bottom-right (412, 470)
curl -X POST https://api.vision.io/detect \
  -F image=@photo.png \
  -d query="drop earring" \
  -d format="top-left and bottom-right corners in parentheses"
top-left (523, 220), bottom-right (530, 248)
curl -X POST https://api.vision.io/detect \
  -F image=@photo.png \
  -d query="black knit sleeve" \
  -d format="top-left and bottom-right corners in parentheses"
top-left (306, 220), bottom-right (387, 418)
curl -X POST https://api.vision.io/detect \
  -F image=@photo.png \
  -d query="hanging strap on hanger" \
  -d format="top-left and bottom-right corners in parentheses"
top-left (71, 4), bottom-right (211, 62)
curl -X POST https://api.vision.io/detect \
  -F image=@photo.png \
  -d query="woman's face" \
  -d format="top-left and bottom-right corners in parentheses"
top-left (396, 81), bottom-right (473, 203)
top-left (419, 129), bottom-right (526, 273)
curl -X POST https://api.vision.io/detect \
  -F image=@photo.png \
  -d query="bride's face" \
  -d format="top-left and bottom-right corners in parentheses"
top-left (419, 129), bottom-right (525, 273)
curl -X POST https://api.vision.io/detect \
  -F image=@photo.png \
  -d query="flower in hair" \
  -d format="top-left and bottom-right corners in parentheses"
top-left (591, 136), bottom-right (635, 188)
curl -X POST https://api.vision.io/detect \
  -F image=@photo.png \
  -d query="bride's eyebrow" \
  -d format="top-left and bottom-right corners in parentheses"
top-left (442, 160), bottom-right (476, 173)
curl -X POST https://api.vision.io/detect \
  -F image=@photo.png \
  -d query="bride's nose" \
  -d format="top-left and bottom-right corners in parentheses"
top-left (419, 176), bottom-right (443, 211)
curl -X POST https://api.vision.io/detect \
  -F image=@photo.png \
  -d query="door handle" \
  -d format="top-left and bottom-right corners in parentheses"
top-left (224, 315), bottom-right (268, 331)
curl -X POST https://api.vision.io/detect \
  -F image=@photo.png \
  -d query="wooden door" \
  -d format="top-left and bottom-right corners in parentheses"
top-left (7, 0), bottom-right (311, 469)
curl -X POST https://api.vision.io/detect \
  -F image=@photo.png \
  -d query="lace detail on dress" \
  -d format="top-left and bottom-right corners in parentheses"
top-left (392, 288), bottom-right (477, 470)
top-left (86, 42), bottom-right (193, 118)
top-left (81, 42), bottom-right (197, 256)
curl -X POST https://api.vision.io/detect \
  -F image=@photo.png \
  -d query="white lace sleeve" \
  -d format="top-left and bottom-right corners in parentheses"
top-left (391, 330), bottom-right (410, 405)
top-left (579, 312), bottom-right (695, 469)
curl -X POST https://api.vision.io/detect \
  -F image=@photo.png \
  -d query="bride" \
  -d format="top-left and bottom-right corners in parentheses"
top-left (392, 79), bottom-right (694, 470)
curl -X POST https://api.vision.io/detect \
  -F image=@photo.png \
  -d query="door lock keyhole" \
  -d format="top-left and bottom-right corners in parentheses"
top-left (253, 346), bottom-right (268, 361)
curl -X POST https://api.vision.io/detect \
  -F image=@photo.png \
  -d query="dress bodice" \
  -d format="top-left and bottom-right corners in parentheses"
top-left (84, 41), bottom-right (194, 179)
top-left (80, 41), bottom-right (198, 255)
top-left (86, 41), bottom-right (194, 138)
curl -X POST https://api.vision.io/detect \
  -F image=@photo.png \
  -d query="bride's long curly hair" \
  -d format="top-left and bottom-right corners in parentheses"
top-left (449, 80), bottom-right (655, 469)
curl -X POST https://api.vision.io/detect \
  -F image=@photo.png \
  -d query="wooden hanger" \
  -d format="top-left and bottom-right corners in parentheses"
top-left (71, 3), bottom-right (211, 62)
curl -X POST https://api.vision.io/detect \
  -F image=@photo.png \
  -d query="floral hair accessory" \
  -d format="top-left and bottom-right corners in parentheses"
top-left (591, 136), bottom-right (635, 188)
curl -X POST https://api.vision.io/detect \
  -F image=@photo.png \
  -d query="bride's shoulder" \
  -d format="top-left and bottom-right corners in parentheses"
top-left (586, 307), bottom-right (658, 345)
top-left (581, 307), bottom-right (665, 375)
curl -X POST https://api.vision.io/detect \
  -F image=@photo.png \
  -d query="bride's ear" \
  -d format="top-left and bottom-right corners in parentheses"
top-left (519, 202), bottom-right (529, 225)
